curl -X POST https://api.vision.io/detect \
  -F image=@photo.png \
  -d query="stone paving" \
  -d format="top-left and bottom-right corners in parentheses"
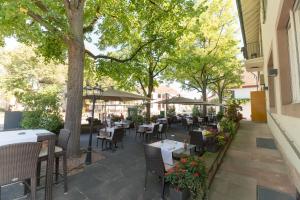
top-left (1, 121), bottom-right (297, 200)
top-left (209, 121), bottom-right (296, 200)
top-left (1, 124), bottom-right (190, 200)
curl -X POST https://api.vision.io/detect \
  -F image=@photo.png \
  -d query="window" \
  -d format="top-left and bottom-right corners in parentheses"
top-left (287, 4), bottom-right (300, 103)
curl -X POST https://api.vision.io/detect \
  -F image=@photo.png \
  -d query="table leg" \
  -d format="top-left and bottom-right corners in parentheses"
top-left (45, 137), bottom-right (55, 200)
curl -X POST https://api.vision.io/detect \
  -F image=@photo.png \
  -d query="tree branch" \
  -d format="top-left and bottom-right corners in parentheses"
top-left (26, 10), bottom-right (58, 33)
top-left (154, 64), bottom-right (169, 77)
top-left (137, 77), bottom-right (147, 96)
top-left (83, 6), bottom-right (101, 33)
top-left (85, 38), bottom-right (157, 63)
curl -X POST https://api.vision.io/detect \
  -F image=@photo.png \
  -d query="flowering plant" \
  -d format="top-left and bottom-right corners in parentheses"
top-left (216, 135), bottom-right (226, 146)
top-left (165, 156), bottom-right (207, 199)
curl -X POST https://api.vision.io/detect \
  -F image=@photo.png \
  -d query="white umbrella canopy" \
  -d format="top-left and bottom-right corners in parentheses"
top-left (155, 96), bottom-right (225, 106)
top-left (83, 87), bottom-right (149, 101)
top-left (155, 96), bottom-right (202, 105)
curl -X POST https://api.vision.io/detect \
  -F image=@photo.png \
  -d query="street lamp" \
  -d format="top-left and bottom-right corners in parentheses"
top-left (84, 83), bottom-right (103, 165)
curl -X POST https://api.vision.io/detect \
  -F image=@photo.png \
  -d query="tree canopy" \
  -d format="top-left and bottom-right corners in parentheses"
top-left (164, 0), bottom-right (242, 114)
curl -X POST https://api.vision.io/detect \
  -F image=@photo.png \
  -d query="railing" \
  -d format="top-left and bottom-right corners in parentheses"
top-left (242, 42), bottom-right (263, 59)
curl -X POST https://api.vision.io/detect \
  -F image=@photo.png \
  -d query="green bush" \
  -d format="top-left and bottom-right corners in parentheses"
top-left (132, 114), bottom-right (144, 124)
top-left (192, 106), bottom-right (201, 117)
top-left (20, 87), bottom-right (64, 134)
top-left (216, 111), bottom-right (224, 121)
top-left (150, 115), bottom-right (159, 123)
top-left (167, 107), bottom-right (176, 117)
top-left (225, 99), bottom-right (242, 122)
top-left (219, 117), bottom-right (236, 135)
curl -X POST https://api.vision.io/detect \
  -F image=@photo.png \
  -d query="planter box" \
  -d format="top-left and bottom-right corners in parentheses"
top-left (170, 187), bottom-right (190, 200)
top-left (206, 144), bottom-right (220, 153)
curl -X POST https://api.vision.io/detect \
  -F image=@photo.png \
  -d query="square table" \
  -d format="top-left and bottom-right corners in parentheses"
top-left (149, 139), bottom-right (195, 165)
top-left (0, 129), bottom-right (56, 200)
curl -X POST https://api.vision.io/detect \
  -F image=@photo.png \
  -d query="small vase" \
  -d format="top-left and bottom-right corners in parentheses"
top-left (170, 187), bottom-right (190, 200)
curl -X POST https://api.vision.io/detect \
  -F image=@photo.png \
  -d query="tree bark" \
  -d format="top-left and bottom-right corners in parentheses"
top-left (202, 85), bottom-right (207, 116)
top-left (218, 88), bottom-right (224, 113)
top-left (146, 72), bottom-right (154, 123)
top-left (64, 5), bottom-right (85, 156)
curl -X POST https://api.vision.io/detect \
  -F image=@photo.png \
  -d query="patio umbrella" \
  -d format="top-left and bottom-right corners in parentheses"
top-left (83, 87), bottom-right (148, 101)
top-left (155, 96), bottom-right (225, 106)
top-left (155, 96), bottom-right (202, 105)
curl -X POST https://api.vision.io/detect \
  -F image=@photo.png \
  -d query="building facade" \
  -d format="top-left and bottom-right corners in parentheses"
top-left (237, 0), bottom-right (300, 193)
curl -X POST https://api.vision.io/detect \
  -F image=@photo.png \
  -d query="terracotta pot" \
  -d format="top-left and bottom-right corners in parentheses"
top-left (170, 187), bottom-right (190, 200)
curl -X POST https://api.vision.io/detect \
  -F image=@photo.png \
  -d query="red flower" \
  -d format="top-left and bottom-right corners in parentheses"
top-left (190, 161), bottom-right (198, 167)
top-left (180, 158), bottom-right (187, 164)
top-left (193, 173), bottom-right (200, 177)
top-left (181, 169), bottom-right (187, 173)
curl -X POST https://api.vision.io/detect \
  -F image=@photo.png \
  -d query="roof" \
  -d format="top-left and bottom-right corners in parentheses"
top-left (236, 0), bottom-right (261, 47)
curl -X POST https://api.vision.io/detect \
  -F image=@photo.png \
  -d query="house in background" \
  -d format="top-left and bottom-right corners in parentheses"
top-left (151, 85), bottom-right (194, 115)
top-left (237, 0), bottom-right (300, 196)
top-left (232, 69), bottom-right (260, 120)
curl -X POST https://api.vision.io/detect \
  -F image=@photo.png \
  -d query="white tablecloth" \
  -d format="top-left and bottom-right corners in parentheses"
top-left (114, 122), bottom-right (129, 128)
top-left (140, 123), bottom-right (163, 133)
top-left (150, 139), bottom-right (184, 165)
top-left (186, 119), bottom-right (193, 125)
top-left (0, 129), bottom-right (50, 146)
top-left (100, 127), bottom-right (116, 138)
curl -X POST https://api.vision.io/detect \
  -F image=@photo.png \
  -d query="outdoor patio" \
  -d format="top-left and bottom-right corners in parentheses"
top-left (1, 121), bottom-right (296, 200)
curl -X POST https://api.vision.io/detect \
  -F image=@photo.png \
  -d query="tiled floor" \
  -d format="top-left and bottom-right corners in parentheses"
top-left (209, 121), bottom-right (296, 200)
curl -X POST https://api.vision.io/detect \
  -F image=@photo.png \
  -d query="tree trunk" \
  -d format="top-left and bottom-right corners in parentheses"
top-left (218, 89), bottom-right (224, 113)
top-left (202, 85), bottom-right (207, 116)
top-left (146, 95), bottom-right (151, 123)
top-left (64, 6), bottom-right (84, 157)
top-left (146, 72), bottom-right (154, 122)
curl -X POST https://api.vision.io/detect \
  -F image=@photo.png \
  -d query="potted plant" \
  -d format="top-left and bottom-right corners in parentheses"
top-left (165, 156), bottom-right (207, 200)
top-left (216, 135), bottom-right (226, 148)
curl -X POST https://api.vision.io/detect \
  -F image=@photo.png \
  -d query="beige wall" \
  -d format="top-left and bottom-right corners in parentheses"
top-left (261, 0), bottom-right (300, 191)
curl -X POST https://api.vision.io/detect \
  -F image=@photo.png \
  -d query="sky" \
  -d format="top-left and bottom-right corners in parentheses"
top-left (2, 0), bottom-right (243, 100)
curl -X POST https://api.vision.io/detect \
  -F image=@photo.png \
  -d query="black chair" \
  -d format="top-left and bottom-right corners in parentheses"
top-left (145, 124), bottom-right (159, 142)
top-left (182, 118), bottom-right (191, 130)
top-left (192, 116), bottom-right (199, 128)
top-left (105, 128), bottom-right (125, 151)
top-left (189, 130), bottom-right (205, 156)
top-left (0, 142), bottom-right (42, 200)
top-left (158, 123), bottom-right (168, 139)
top-left (37, 129), bottom-right (70, 193)
top-left (126, 121), bottom-right (135, 135)
top-left (144, 145), bottom-right (166, 199)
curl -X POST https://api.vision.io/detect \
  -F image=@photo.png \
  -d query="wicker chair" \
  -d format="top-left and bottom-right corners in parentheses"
top-left (158, 124), bottom-right (168, 139)
top-left (0, 142), bottom-right (42, 200)
top-left (37, 129), bottom-right (70, 193)
top-left (105, 128), bottom-right (125, 151)
top-left (144, 144), bottom-right (166, 199)
top-left (189, 130), bottom-right (205, 155)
